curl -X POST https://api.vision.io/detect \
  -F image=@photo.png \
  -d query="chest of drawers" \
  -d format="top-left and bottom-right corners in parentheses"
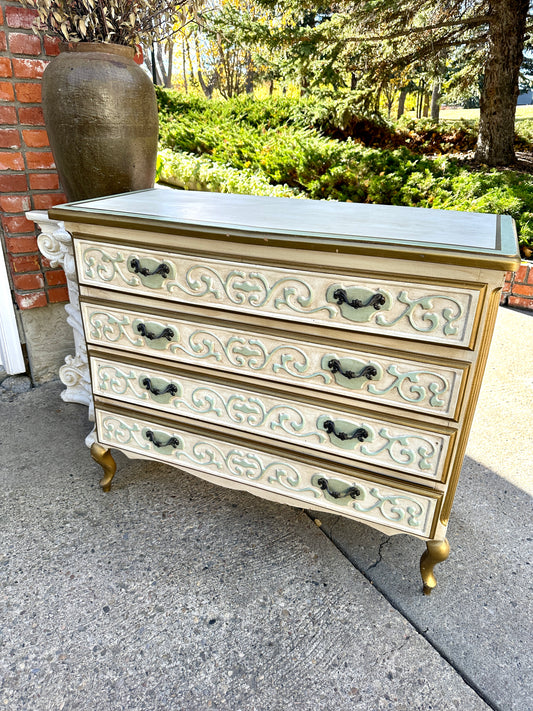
top-left (50, 188), bottom-right (520, 594)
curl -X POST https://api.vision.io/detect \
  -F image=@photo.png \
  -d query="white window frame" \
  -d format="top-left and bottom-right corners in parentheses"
top-left (0, 245), bottom-right (25, 374)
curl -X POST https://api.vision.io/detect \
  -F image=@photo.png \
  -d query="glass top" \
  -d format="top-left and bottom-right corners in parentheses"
top-left (52, 187), bottom-right (517, 257)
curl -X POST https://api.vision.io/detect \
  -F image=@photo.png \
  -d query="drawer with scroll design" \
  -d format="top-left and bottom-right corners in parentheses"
top-left (75, 238), bottom-right (480, 346)
top-left (82, 303), bottom-right (466, 420)
top-left (91, 356), bottom-right (452, 482)
top-left (95, 408), bottom-right (440, 538)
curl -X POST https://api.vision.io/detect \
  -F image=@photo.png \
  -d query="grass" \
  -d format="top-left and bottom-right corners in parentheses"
top-left (436, 105), bottom-right (533, 122)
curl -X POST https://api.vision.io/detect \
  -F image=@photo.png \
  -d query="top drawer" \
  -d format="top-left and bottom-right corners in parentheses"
top-left (75, 238), bottom-right (481, 347)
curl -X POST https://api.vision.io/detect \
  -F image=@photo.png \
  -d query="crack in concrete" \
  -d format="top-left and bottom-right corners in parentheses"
top-left (325, 515), bottom-right (341, 535)
top-left (366, 536), bottom-right (391, 572)
top-left (308, 513), bottom-right (502, 711)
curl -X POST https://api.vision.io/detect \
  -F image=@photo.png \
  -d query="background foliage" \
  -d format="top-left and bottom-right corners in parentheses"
top-left (157, 88), bottom-right (533, 251)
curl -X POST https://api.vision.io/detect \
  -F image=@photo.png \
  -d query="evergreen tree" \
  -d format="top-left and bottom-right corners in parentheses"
top-left (251, 0), bottom-right (532, 165)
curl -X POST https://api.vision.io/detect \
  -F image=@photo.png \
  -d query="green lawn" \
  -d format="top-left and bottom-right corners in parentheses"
top-left (437, 105), bottom-right (533, 122)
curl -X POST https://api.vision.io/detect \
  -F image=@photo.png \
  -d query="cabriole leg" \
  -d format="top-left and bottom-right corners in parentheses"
top-left (90, 442), bottom-right (117, 492)
top-left (420, 538), bottom-right (450, 595)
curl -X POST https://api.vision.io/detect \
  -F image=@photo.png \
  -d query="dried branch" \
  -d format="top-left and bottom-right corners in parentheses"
top-left (21, 0), bottom-right (194, 46)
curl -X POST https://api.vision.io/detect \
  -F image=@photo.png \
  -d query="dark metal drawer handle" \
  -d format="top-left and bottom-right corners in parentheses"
top-left (130, 258), bottom-right (170, 278)
top-left (145, 430), bottom-right (180, 449)
top-left (141, 377), bottom-right (178, 397)
top-left (327, 359), bottom-right (377, 380)
top-left (137, 323), bottom-right (175, 341)
top-left (333, 288), bottom-right (385, 310)
top-left (323, 420), bottom-right (368, 442)
top-left (317, 477), bottom-right (360, 499)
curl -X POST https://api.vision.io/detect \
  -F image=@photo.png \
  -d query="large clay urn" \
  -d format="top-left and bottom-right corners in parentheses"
top-left (42, 42), bottom-right (158, 201)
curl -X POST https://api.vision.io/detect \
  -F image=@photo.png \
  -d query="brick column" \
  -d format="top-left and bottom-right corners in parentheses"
top-left (0, 0), bottom-right (67, 311)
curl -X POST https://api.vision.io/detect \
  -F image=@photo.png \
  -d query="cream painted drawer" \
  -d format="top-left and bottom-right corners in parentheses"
top-left (95, 408), bottom-right (440, 537)
top-left (91, 356), bottom-right (452, 481)
top-left (82, 302), bottom-right (466, 420)
top-left (75, 239), bottom-right (480, 347)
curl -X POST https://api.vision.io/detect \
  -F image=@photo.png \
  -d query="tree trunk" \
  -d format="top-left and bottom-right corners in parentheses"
top-left (245, 52), bottom-right (254, 94)
top-left (155, 43), bottom-right (168, 87)
top-left (385, 89), bottom-right (394, 118)
top-left (166, 41), bottom-right (173, 89)
top-left (416, 85), bottom-right (424, 118)
top-left (475, 0), bottom-right (529, 165)
top-left (195, 37), bottom-right (211, 98)
top-left (397, 88), bottom-right (407, 119)
top-left (430, 81), bottom-right (441, 121)
top-left (186, 41), bottom-right (195, 94)
top-left (182, 39), bottom-right (188, 94)
top-left (423, 91), bottom-right (430, 117)
top-left (374, 86), bottom-right (381, 114)
top-left (144, 48), bottom-right (160, 85)
top-left (300, 67), bottom-right (309, 97)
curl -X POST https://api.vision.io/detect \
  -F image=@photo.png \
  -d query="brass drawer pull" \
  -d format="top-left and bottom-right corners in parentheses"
top-left (137, 323), bottom-right (175, 341)
top-left (323, 420), bottom-right (368, 442)
top-left (327, 358), bottom-right (377, 380)
top-left (130, 257), bottom-right (170, 278)
top-left (141, 377), bottom-right (178, 397)
top-left (333, 288), bottom-right (385, 311)
top-left (145, 430), bottom-right (180, 449)
top-left (317, 477), bottom-right (360, 499)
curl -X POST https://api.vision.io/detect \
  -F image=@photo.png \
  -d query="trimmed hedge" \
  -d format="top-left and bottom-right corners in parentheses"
top-left (158, 148), bottom-right (305, 198)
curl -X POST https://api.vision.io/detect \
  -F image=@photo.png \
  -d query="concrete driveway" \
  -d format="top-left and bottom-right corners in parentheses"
top-left (1, 306), bottom-right (531, 710)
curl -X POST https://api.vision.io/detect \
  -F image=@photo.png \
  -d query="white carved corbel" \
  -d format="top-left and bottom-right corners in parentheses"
top-left (27, 210), bottom-right (95, 446)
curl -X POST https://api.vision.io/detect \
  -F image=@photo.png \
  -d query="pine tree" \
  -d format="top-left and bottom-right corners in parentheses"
top-left (252, 0), bottom-right (532, 165)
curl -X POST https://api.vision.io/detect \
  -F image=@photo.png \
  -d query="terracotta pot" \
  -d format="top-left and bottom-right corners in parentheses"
top-left (42, 42), bottom-right (158, 202)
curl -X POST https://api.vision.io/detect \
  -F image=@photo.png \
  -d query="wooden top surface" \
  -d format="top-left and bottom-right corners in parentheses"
top-left (49, 188), bottom-right (520, 269)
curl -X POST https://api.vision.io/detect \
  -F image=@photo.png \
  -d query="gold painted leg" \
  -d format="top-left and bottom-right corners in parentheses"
top-left (90, 443), bottom-right (117, 492)
top-left (420, 539), bottom-right (450, 595)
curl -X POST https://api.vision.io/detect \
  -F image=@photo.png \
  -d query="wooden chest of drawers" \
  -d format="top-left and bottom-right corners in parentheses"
top-left (50, 188), bottom-right (520, 593)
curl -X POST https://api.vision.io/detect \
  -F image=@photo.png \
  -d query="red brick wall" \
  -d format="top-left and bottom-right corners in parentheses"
top-left (0, 0), bottom-right (67, 310)
top-left (501, 262), bottom-right (533, 311)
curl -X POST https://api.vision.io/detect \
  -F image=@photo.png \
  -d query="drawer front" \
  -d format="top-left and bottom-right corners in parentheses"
top-left (91, 357), bottom-right (452, 481)
top-left (82, 303), bottom-right (465, 419)
top-left (95, 409), bottom-right (439, 537)
top-left (76, 239), bottom-right (479, 346)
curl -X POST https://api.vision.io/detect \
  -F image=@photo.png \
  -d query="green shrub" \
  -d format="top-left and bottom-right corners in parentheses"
top-left (515, 118), bottom-right (533, 144)
top-left (157, 148), bottom-right (305, 198)
top-left (156, 87), bottom-right (533, 155)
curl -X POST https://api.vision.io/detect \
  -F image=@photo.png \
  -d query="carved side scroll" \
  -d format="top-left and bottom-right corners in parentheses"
top-left (27, 211), bottom-right (94, 446)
